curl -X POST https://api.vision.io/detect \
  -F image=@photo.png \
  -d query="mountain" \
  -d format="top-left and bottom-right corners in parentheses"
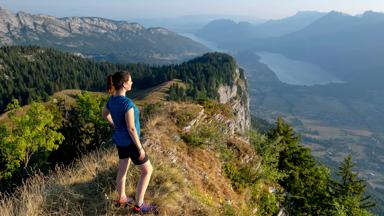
top-left (0, 7), bottom-right (209, 64)
top-left (196, 19), bottom-right (265, 46)
top-left (195, 11), bottom-right (326, 49)
top-left (0, 78), bottom-right (256, 215)
top-left (132, 14), bottom-right (265, 33)
top-left (256, 11), bottom-right (326, 37)
top-left (0, 44), bottom-right (378, 215)
top-left (252, 11), bottom-right (384, 83)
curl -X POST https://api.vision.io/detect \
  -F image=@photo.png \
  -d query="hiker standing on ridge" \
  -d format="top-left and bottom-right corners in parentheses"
top-left (102, 71), bottom-right (157, 214)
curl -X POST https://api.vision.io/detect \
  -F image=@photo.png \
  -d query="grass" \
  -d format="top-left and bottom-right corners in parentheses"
top-left (1, 82), bottom-right (263, 215)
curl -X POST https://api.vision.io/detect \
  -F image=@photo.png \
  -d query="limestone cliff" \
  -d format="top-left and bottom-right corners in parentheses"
top-left (217, 68), bottom-right (251, 136)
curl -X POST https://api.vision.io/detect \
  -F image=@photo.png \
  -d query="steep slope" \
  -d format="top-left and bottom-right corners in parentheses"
top-left (0, 75), bottom-right (259, 215)
top-left (0, 7), bottom-right (209, 64)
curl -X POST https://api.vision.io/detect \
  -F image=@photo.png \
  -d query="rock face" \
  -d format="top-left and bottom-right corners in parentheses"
top-left (217, 68), bottom-right (251, 136)
top-left (0, 7), bottom-right (209, 64)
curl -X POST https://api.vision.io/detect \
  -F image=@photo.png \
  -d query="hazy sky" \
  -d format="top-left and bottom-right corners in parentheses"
top-left (1, 0), bottom-right (384, 20)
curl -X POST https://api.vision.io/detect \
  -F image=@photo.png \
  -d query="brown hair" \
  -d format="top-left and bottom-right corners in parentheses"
top-left (107, 71), bottom-right (131, 95)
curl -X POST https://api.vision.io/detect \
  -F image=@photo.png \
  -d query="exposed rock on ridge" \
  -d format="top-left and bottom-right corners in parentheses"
top-left (217, 68), bottom-right (251, 136)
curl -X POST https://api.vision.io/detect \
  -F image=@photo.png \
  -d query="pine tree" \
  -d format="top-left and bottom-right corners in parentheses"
top-left (268, 117), bottom-right (333, 215)
top-left (333, 155), bottom-right (376, 212)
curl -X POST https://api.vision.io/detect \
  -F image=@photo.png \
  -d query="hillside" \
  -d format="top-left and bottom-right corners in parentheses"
top-left (0, 45), bottom-right (378, 215)
top-left (0, 46), bottom-right (237, 113)
top-left (0, 77), bottom-right (262, 215)
top-left (0, 81), bottom-right (377, 215)
top-left (0, 7), bottom-right (209, 64)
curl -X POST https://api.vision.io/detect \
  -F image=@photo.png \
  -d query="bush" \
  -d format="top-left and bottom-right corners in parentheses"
top-left (199, 99), bottom-right (233, 118)
top-left (181, 122), bottom-right (224, 148)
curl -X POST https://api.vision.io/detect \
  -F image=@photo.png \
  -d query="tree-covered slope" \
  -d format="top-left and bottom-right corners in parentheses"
top-left (0, 46), bottom-right (237, 113)
top-left (0, 88), bottom-right (376, 215)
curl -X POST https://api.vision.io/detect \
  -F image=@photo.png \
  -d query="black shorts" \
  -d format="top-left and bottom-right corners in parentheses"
top-left (116, 144), bottom-right (149, 165)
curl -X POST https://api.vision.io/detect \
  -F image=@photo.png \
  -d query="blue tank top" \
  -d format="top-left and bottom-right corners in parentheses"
top-left (106, 96), bottom-right (140, 146)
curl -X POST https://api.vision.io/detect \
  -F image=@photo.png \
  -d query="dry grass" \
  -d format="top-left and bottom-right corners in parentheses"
top-left (1, 86), bottom-right (259, 215)
top-left (130, 79), bottom-right (185, 104)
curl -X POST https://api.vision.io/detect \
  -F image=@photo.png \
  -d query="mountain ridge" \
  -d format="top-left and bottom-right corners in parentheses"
top-left (0, 7), bottom-right (209, 64)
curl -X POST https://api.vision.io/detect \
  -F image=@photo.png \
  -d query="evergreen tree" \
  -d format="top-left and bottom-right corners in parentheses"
top-left (268, 117), bottom-right (333, 215)
top-left (333, 155), bottom-right (376, 213)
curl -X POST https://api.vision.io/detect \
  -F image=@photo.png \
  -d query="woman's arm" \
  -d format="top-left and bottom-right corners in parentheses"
top-left (125, 108), bottom-right (145, 158)
top-left (102, 106), bottom-right (115, 128)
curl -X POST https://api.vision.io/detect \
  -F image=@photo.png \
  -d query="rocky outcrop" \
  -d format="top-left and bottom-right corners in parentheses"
top-left (217, 68), bottom-right (251, 136)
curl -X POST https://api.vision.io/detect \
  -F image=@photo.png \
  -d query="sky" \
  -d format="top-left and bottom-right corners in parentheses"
top-left (1, 0), bottom-right (384, 20)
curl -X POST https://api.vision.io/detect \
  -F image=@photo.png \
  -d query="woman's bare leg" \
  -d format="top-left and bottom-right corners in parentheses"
top-left (135, 160), bottom-right (153, 206)
top-left (117, 158), bottom-right (131, 199)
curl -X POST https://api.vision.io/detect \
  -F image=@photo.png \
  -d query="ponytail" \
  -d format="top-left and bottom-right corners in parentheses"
top-left (106, 71), bottom-right (131, 95)
top-left (107, 75), bottom-right (115, 95)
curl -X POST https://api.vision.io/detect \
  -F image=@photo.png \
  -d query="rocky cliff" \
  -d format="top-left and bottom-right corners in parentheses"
top-left (217, 68), bottom-right (251, 136)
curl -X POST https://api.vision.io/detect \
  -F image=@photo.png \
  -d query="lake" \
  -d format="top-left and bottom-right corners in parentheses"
top-left (256, 52), bottom-right (344, 86)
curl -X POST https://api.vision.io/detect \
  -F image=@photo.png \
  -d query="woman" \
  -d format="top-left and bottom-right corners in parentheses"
top-left (102, 71), bottom-right (156, 214)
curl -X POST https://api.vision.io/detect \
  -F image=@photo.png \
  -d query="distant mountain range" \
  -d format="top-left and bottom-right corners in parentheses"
top-left (197, 10), bottom-right (384, 85)
top-left (256, 11), bottom-right (327, 37)
top-left (132, 14), bottom-right (265, 33)
top-left (196, 19), bottom-right (265, 45)
top-left (196, 11), bottom-right (326, 44)
top-left (251, 11), bottom-right (384, 83)
top-left (0, 7), bottom-right (210, 64)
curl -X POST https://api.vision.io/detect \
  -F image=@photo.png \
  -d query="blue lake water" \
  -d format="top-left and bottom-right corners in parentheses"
top-left (256, 52), bottom-right (343, 86)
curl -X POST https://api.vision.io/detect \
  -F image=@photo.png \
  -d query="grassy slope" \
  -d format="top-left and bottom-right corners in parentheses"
top-left (0, 80), bottom-right (260, 215)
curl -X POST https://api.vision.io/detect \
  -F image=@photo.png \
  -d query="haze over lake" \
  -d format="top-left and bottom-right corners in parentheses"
top-left (256, 52), bottom-right (344, 86)
top-left (180, 33), bottom-right (222, 52)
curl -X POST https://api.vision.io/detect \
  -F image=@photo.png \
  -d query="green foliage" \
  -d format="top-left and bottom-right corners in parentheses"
top-left (223, 202), bottom-right (237, 216)
top-left (267, 117), bottom-right (333, 215)
top-left (257, 192), bottom-right (279, 216)
top-left (333, 155), bottom-right (376, 211)
top-left (167, 83), bottom-right (187, 101)
top-left (0, 92), bottom-right (119, 187)
top-left (251, 115), bottom-right (274, 134)
top-left (262, 117), bottom-right (376, 215)
top-left (181, 122), bottom-right (224, 148)
top-left (0, 47), bottom-right (237, 114)
top-left (223, 162), bottom-right (259, 192)
top-left (332, 196), bottom-right (374, 216)
top-left (250, 130), bottom-right (286, 183)
top-left (74, 91), bottom-right (111, 148)
top-left (76, 91), bottom-right (108, 126)
top-left (172, 109), bottom-right (196, 128)
top-left (0, 100), bottom-right (64, 180)
top-left (199, 99), bottom-right (233, 118)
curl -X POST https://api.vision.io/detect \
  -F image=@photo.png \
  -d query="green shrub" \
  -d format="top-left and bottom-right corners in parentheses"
top-left (181, 122), bottom-right (224, 148)
top-left (223, 202), bottom-right (237, 216)
top-left (198, 99), bottom-right (233, 118)
top-left (257, 192), bottom-right (279, 216)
